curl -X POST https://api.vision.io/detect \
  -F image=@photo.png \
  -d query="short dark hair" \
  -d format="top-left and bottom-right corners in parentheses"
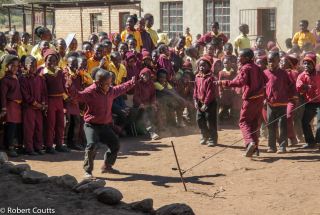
top-left (158, 44), bottom-right (168, 54)
top-left (268, 51), bottom-right (280, 59)
top-left (144, 13), bottom-right (154, 20)
top-left (300, 20), bottom-right (309, 26)
top-left (224, 42), bottom-right (233, 50)
top-left (240, 48), bottom-right (254, 60)
top-left (157, 68), bottom-right (167, 78)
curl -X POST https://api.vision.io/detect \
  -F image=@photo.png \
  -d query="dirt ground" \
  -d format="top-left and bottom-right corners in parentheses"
top-left (9, 125), bottom-right (320, 215)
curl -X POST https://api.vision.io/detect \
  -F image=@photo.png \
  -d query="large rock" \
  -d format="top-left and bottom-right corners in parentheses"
top-left (130, 198), bottom-right (154, 213)
top-left (55, 174), bottom-right (78, 189)
top-left (21, 170), bottom-right (48, 184)
top-left (0, 152), bottom-right (8, 164)
top-left (95, 187), bottom-right (123, 205)
top-left (0, 162), bottom-right (14, 173)
top-left (74, 179), bottom-right (106, 193)
top-left (9, 164), bottom-right (31, 175)
top-left (156, 203), bottom-right (195, 215)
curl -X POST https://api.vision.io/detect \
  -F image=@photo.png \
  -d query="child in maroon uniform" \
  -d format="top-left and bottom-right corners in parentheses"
top-left (157, 44), bottom-right (175, 82)
top-left (223, 43), bottom-right (237, 72)
top-left (194, 56), bottom-right (218, 147)
top-left (67, 69), bottom-right (136, 179)
top-left (264, 52), bottom-right (295, 153)
top-left (0, 55), bottom-right (22, 157)
top-left (296, 54), bottom-right (320, 149)
top-left (133, 68), bottom-right (160, 140)
top-left (64, 56), bottom-right (84, 151)
top-left (280, 55), bottom-right (300, 146)
top-left (20, 56), bottom-right (47, 155)
top-left (40, 49), bottom-right (70, 153)
top-left (219, 49), bottom-right (266, 157)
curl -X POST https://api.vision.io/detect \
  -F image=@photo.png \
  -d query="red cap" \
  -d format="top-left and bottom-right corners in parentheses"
top-left (303, 53), bottom-right (317, 67)
top-left (43, 49), bottom-right (59, 62)
top-left (199, 54), bottom-right (213, 67)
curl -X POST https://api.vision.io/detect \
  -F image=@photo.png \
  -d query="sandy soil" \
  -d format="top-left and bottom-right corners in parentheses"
top-left (8, 125), bottom-right (320, 215)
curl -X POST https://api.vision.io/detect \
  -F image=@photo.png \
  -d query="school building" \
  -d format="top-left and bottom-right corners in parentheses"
top-left (140, 0), bottom-right (320, 49)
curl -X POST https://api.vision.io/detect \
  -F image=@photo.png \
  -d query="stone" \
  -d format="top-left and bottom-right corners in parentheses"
top-left (0, 162), bottom-right (14, 172)
top-left (48, 176), bottom-right (59, 183)
top-left (156, 203), bottom-right (195, 215)
top-left (75, 179), bottom-right (106, 193)
top-left (130, 198), bottom-right (154, 213)
top-left (9, 164), bottom-right (31, 175)
top-left (0, 152), bottom-right (8, 164)
top-left (21, 170), bottom-right (48, 184)
top-left (56, 174), bottom-right (78, 189)
top-left (95, 187), bottom-right (123, 205)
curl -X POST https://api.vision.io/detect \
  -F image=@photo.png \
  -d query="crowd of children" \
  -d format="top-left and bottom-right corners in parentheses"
top-left (1, 14), bottom-right (320, 177)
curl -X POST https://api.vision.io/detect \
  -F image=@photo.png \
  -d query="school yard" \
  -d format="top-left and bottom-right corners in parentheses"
top-left (9, 125), bottom-right (320, 215)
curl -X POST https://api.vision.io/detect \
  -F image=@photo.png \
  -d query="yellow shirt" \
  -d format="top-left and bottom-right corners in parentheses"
top-left (17, 44), bottom-right (33, 58)
top-left (121, 29), bottom-right (143, 52)
top-left (146, 27), bottom-right (159, 46)
top-left (58, 57), bottom-right (67, 69)
top-left (185, 34), bottom-right (193, 48)
top-left (157, 33), bottom-right (169, 45)
top-left (108, 62), bottom-right (127, 85)
top-left (292, 31), bottom-right (316, 48)
top-left (0, 50), bottom-right (6, 79)
top-left (154, 82), bottom-right (173, 91)
top-left (87, 57), bottom-right (109, 74)
top-left (31, 43), bottom-right (55, 67)
top-left (234, 34), bottom-right (251, 50)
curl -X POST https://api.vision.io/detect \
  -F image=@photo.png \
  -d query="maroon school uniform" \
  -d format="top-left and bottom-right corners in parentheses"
top-left (296, 71), bottom-right (320, 103)
top-left (0, 75), bottom-right (22, 123)
top-left (69, 80), bottom-right (135, 125)
top-left (133, 79), bottom-right (156, 107)
top-left (218, 69), bottom-right (237, 106)
top-left (264, 68), bottom-right (294, 106)
top-left (225, 61), bottom-right (266, 146)
top-left (157, 54), bottom-right (174, 82)
top-left (40, 67), bottom-right (66, 148)
top-left (64, 69), bottom-right (83, 115)
top-left (19, 73), bottom-right (47, 152)
top-left (193, 73), bottom-right (217, 105)
top-left (197, 32), bottom-right (228, 46)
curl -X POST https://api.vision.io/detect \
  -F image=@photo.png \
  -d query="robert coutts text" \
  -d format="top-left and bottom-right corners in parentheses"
top-left (0, 207), bottom-right (56, 214)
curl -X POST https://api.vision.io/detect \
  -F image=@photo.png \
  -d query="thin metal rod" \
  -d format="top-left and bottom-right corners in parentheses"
top-left (171, 141), bottom-right (187, 192)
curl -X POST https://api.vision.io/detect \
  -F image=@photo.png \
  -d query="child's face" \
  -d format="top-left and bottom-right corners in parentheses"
top-left (21, 35), bottom-right (30, 44)
top-left (89, 35), bottom-right (98, 45)
top-left (42, 30), bottom-right (52, 41)
top-left (199, 60), bottom-right (210, 74)
top-left (224, 46), bottom-right (232, 55)
top-left (162, 46), bottom-right (170, 57)
top-left (57, 40), bottom-right (67, 55)
top-left (143, 58), bottom-right (152, 66)
top-left (145, 17), bottom-right (154, 28)
top-left (256, 38), bottom-right (264, 48)
top-left (223, 59), bottom-right (232, 70)
top-left (241, 25), bottom-right (249, 34)
top-left (177, 38), bottom-right (186, 50)
top-left (299, 22), bottom-right (308, 32)
top-left (69, 38), bottom-right (78, 51)
top-left (127, 57), bottom-right (136, 67)
top-left (83, 44), bottom-right (92, 52)
top-left (158, 74), bottom-right (167, 84)
top-left (279, 57), bottom-right (290, 70)
top-left (182, 73), bottom-right (191, 84)
top-left (111, 55), bottom-right (121, 67)
top-left (46, 55), bottom-right (58, 70)
top-left (303, 60), bottom-right (314, 73)
top-left (68, 58), bottom-right (78, 72)
top-left (141, 72), bottom-right (150, 82)
top-left (206, 45), bottom-right (215, 57)
top-left (10, 33), bottom-right (20, 44)
top-left (211, 24), bottom-right (219, 34)
top-left (7, 60), bottom-right (19, 75)
top-left (128, 40), bottom-right (137, 50)
top-left (256, 59), bottom-right (267, 70)
top-left (78, 58), bottom-right (87, 70)
top-left (238, 52), bottom-right (250, 65)
top-left (113, 35), bottom-right (121, 46)
top-left (0, 34), bottom-right (6, 49)
top-left (105, 44), bottom-right (112, 54)
top-left (152, 52), bottom-right (158, 62)
top-left (94, 46), bottom-right (104, 60)
top-left (138, 19), bottom-right (145, 30)
top-left (126, 17), bottom-right (135, 29)
top-left (267, 54), bottom-right (280, 71)
top-left (25, 59), bottom-right (37, 75)
top-left (99, 77), bottom-right (112, 92)
top-left (40, 41), bottom-right (50, 55)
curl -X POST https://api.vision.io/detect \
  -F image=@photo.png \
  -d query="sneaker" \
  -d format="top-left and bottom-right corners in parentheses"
top-left (55, 145), bottom-right (71, 153)
top-left (84, 172), bottom-right (93, 179)
top-left (288, 138), bottom-right (298, 147)
top-left (150, 132), bottom-right (160, 140)
top-left (207, 138), bottom-right (216, 147)
top-left (266, 147), bottom-right (277, 153)
top-left (301, 143), bottom-right (316, 149)
top-left (26, 151), bottom-right (38, 156)
top-left (45, 147), bottom-right (56, 154)
top-left (200, 137), bottom-right (208, 145)
top-left (245, 142), bottom-right (256, 157)
top-left (7, 148), bottom-right (18, 157)
top-left (101, 164), bottom-right (120, 174)
top-left (277, 147), bottom-right (286, 154)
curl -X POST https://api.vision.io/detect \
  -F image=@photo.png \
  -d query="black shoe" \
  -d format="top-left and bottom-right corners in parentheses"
top-left (55, 145), bottom-right (71, 153)
top-left (301, 143), bottom-right (316, 149)
top-left (254, 148), bottom-right (260, 156)
top-left (7, 148), bottom-right (18, 157)
top-left (68, 144), bottom-right (84, 151)
top-left (35, 149), bottom-right (45, 155)
top-left (245, 142), bottom-right (256, 157)
top-left (45, 147), bottom-right (56, 154)
top-left (26, 151), bottom-right (38, 156)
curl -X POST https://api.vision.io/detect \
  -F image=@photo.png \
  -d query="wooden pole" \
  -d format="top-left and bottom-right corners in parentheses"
top-left (22, 6), bottom-right (26, 32)
top-left (31, 4), bottom-right (35, 45)
top-left (108, 5), bottom-right (111, 35)
top-left (171, 141), bottom-right (187, 192)
top-left (7, 7), bottom-right (12, 31)
top-left (43, 5), bottom-right (47, 27)
top-left (80, 7), bottom-right (83, 44)
top-left (139, 2), bottom-right (141, 17)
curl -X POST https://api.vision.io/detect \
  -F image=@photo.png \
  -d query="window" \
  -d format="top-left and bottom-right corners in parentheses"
top-left (205, 0), bottom-right (230, 38)
top-left (119, 12), bottom-right (130, 32)
top-left (90, 13), bottom-right (102, 33)
top-left (161, 2), bottom-right (183, 39)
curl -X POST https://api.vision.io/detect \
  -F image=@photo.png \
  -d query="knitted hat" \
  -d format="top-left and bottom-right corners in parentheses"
top-left (142, 49), bottom-right (151, 60)
top-left (43, 49), bottom-right (59, 62)
top-left (199, 54), bottom-right (213, 67)
top-left (286, 54), bottom-right (299, 67)
top-left (125, 51), bottom-right (136, 61)
top-left (140, 67), bottom-right (151, 75)
top-left (182, 61), bottom-right (193, 70)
